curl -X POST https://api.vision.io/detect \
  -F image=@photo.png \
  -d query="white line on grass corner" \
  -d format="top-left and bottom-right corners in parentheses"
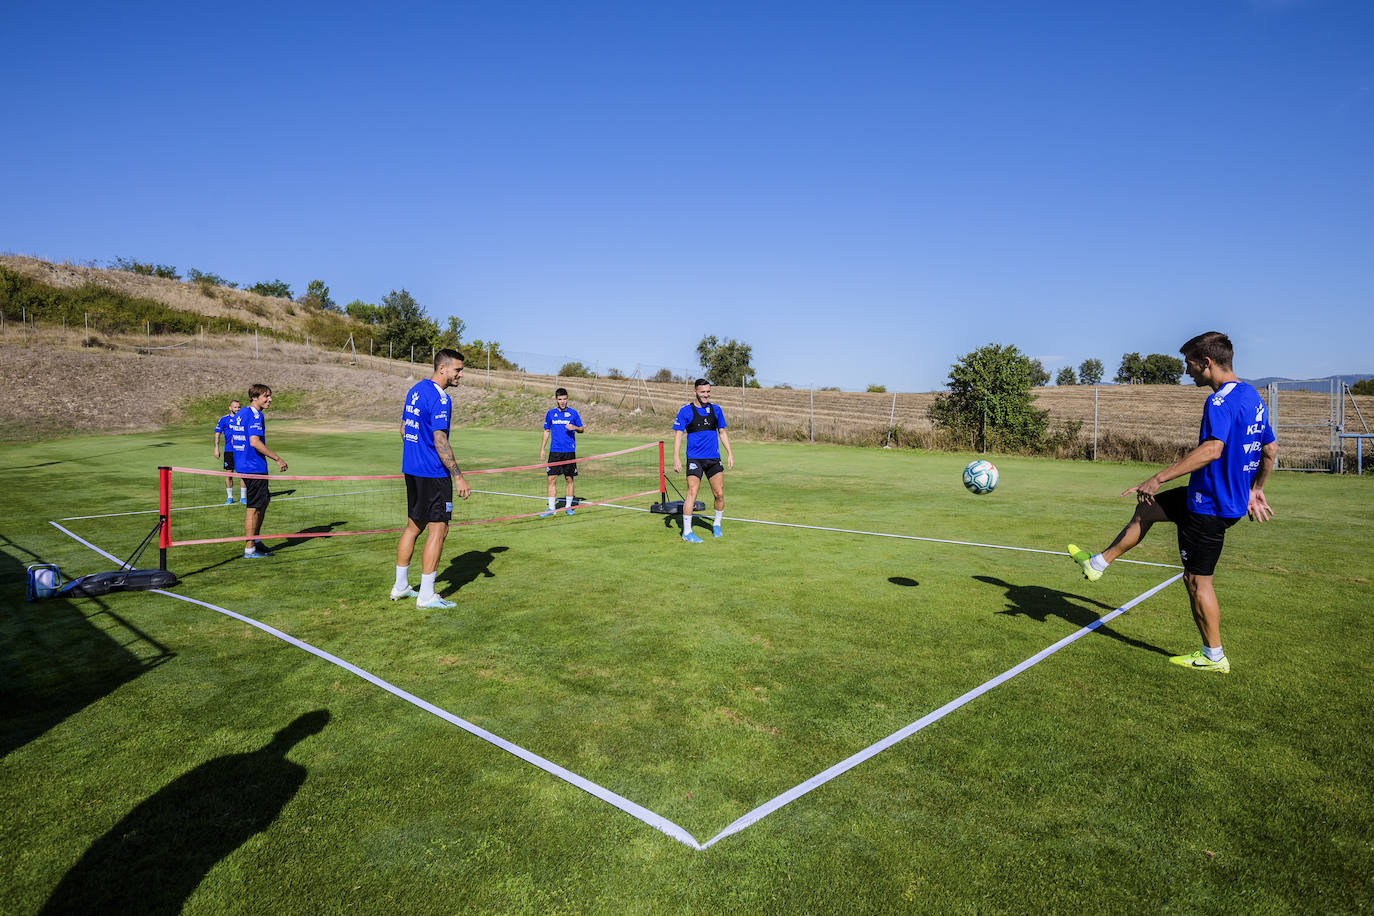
top-left (49, 520), bottom-right (1181, 851)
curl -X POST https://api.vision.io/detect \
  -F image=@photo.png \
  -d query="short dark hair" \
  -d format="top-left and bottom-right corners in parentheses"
top-left (434, 348), bottom-right (464, 370)
top-left (693, 378), bottom-right (711, 388)
top-left (555, 387), bottom-right (568, 397)
top-left (1180, 331), bottom-right (1233, 370)
top-left (247, 383), bottom-right (271, 401)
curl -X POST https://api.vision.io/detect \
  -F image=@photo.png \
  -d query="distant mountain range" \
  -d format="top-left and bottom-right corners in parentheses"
top-left (1244, 374), bottom-right (1372, 392)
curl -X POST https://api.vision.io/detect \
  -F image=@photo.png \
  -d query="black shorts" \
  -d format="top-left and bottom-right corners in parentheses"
top-left (406, 474), bottom-right (453, 524)
top-left (243, 476), bottom-right (271, 511)
top-left (222, 451), bottom-right (236, 472)
top-left (546, 451), bottom-right (578, 477)
top-left (1157, 487), bottom-right (1240, 577)
top-left (685, 458), bottom-right (725, 479)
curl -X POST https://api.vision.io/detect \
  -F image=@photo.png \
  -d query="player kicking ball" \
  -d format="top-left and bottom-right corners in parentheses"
top-left (1068, 332), bottom-right (1276, 674)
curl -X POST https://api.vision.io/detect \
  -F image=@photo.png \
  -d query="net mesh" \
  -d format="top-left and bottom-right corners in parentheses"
top-left (162, 442), bottom-right (664, 548)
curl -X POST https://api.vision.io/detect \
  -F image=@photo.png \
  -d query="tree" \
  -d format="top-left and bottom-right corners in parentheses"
top-left (344, 300), bottom-right (380, 323)
top-left (928, 343), bottom-right (1049, 451)
top-left (465, 339), bottom-right (519, 371)
top-left (1078, 358), bottom-right (1104, 385)
top-left (867, 384), bottom-right (887, 393)
top-left (303, 280), bottom-right (336, 311)
top-left (1141, 353), bottom-right (1185, 385)
top-left (1351, 378), bottom-right (1374, 396)
top-left (1027, 358), bottom-right (1051, 387)
top-left (249, 280), bottom-right (293, 299)
top-left (378, 288), bottom-right (439, 357)
top-left (438, 315), bottom-right (465, 348)
top-left (1115, 352), bottom-right (1145, 384)
top-left (649, 368), bottom-right (678, 383)
top-left (559, 361), bottom-right (592, 378)
top-left (187, 268), bottom-right (235, 288)
top-left (696, 335), bottom-right (756, 388)
top-left (112, 257), bottom-right (179, 280)
top-left (1056, 366), bottom-right (1077, 386)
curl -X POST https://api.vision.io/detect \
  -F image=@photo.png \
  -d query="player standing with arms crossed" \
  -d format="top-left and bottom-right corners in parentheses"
top-left (213, 398), bottom-right (245, 505)
top-left (1068, 331), bottom-right (1277, 673)
top-left (392, 349), bottom-right (471, 609)
top-left (672, 378), bottom-right (734, 543)
top-left (539, 387), bottom-right (584, 517)
top-left (233, 385), bottom-right (288, 559)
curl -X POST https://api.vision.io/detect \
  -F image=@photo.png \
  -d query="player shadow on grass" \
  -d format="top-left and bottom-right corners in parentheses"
top-left (973, 575), bottom-right (1172, 657)
top-left (269, 521), bottom-right (346, 552)
top-left (172, 523), bottom-right (347, 580)
top-left (1, 537), bottom-right (174, 759)
top-left (439, 545), bottom-right (509, 594)
top-left (40, 710), bottom-right (330, 916)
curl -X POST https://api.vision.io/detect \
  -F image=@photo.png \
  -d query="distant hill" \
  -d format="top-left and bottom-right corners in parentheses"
top-left (1244, 374), bottom-right (1373, 392)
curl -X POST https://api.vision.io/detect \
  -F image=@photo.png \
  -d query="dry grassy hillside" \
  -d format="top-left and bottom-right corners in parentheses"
top-left (1, 254), bottom-right (312, 335)
top-left (3, 254), bottom-right (1367, 465)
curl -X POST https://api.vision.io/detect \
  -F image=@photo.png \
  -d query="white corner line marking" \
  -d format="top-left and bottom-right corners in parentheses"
top-left (49, 521), bottom-right (1181, 850)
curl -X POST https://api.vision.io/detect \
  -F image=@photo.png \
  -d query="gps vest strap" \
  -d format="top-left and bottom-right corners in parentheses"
top-left (684, 405), bottom-right (719, 434)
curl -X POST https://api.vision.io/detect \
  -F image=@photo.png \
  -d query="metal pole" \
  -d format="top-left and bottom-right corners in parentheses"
top-left (886, 392), bottom-right (897, 447)
top-left (810, 387), bottom-right (814, 443)
top-left (1093, 386), bottom-right (1099, 461)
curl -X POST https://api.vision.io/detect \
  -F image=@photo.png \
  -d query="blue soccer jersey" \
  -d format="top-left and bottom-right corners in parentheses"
top-left (544, 408), bottom-right (582, 453)
top-left (402, 380), bottom-right (452, 478)
top-left (233, 406), bottom-right (268, 475)
top-left (673, 403), bottom-right (727, 460)
top-left (214, 412), bottom-right (234, 445)
top-left (1187, 381), bottom-right (1276, 518)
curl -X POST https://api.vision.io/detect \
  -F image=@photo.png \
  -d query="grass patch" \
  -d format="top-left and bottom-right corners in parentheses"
top-left (2, 429), bottom-right (1371, 913)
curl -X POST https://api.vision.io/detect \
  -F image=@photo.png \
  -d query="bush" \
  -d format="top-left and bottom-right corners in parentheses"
top-left (559, 361), bottom-right (592, 378)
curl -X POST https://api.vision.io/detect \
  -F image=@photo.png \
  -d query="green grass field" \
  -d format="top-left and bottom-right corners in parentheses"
top-left (3, 424), bottom-right (1371, 914)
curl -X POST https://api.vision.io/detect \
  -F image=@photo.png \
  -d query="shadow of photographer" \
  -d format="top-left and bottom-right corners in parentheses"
top-left (41, 710), bottom-right (330, 916)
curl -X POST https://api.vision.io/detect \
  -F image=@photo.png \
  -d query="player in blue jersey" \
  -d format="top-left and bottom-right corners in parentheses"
top-left (672, 378), bottom-right (735, 543)
top-left (393, 348), bottom-right (471, 609)
top-left (539, 387), bottom-right (585, 517)
top-left (233, 384), bottom-right (289, 559)
top-left (213, 398), bottom-right (246, 505)
top-left (1068, 332), bottom-right (1277, 674)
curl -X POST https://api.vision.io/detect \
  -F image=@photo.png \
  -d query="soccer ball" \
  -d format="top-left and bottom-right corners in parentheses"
top-left (962, 460), bottom-right (999, 495)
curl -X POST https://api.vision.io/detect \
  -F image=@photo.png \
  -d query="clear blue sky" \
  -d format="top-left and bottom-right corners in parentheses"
top-left (4, 0), bottom-right (1370, 390)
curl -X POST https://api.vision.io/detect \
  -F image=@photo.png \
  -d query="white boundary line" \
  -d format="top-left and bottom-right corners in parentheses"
top-left (49, 518), bottom-right (1182, 850)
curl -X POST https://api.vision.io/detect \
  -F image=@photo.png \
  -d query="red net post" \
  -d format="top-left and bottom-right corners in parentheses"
top-left (658, 441), bottom-right (667, 506)
top-left (158, 465), bottom-right (172, 570)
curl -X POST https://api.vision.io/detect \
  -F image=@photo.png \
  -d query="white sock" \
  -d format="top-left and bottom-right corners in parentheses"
top-left (682, 514), bottom-right (693, 535)
top-left (394, 566), bottom-right (410, 592)
top-left (1090, 554), bottom-right (1109, 572)
top-left (240, 486), bottom-right (247, 499)
top-left (1203, 644), bottom-right (1225, 662)
top-left (548, 496), bottom-right (557, 511)
top-left (714, 510), bottom-right (723, 526)
top-left (419, 572), bottom-right (437, 602)
top-left (226, 487), bottom-right (234, 499)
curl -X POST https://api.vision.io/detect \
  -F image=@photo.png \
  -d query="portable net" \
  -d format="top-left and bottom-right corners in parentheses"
top-left (158, 442), bottom-right (666, 552)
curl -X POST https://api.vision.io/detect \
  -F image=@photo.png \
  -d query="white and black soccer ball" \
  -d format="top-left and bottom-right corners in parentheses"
top-left (962, 459), bottom-right (999, 495)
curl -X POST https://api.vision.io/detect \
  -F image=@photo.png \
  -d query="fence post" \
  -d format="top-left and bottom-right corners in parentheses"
top-left (886, 392), bottom-right (897, 447)
top-left (1093, 387), bottom-right (1099, 461)
top-left (810, 387), bottom-right (814, 442)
